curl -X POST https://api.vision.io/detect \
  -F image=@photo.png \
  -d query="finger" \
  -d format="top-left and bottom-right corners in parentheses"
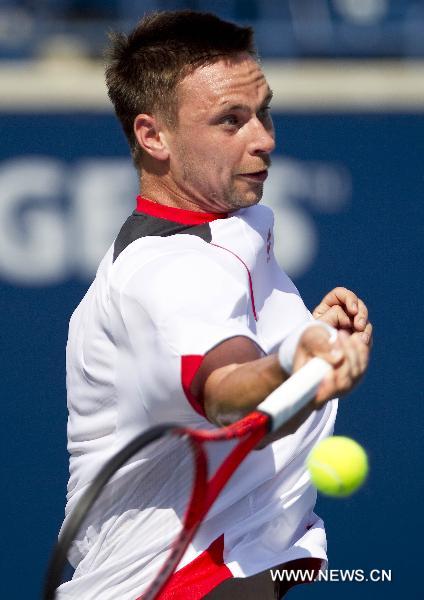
top-left (345, 333), bottom-right (370, 380)
top-left (315, 332), bottom-right (369, 404)
top-left (352, 322), bottom-right (373, 346)
top-left (317, 305), bottom-right (353, 330)
top-left (312, 287), bottom-right (344, 314)
top-left (314, 371), bottom-right (337, 405)
top-left (312, 301), bottom-right (329, 319)
top-left (356, 336), bottom-right (370, 374)
top-left (353, 298), bottom-right (369, 331)
top-left (340, 334), bottom-right (361, 379)
top-left (329, 287), bottom-right (358, 314)
top-left (350, 335), bottom-right (369, 381)
top-left (315, 355), bottom-right (351, 404)
top-left (365, 322), bottom-right (373, 347)
top-left (312, 287), bottom-right (348, 318)
top-left (335, 331), bottom-right (361, 383)
top-left (313, 287), bottom-right (359, 319)
top-left (342, 289), bottom-right (359, 316)
top-left (328, 343), bottom-right (356, 398)
top-left (361, 322), bottom-right (373, 345)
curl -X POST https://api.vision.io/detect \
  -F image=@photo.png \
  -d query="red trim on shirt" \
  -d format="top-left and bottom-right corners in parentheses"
top-left (210, 243), bottom-right (258, 322)
top-left (181, 355), bottom-right (206, 416)
top-left (136, 196), bottom-right (228, 225)
top-left (136, 548), bottom-right (323, 600)
top-left (155, 535), bottom-right (232, 600)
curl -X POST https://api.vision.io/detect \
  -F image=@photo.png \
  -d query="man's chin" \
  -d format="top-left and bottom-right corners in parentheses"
top-left (228, 189), bottom-right (263, 211)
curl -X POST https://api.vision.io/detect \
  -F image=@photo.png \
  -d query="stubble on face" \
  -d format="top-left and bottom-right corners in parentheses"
top-left (164, 54), bottom-right (275, 213)
top-left (175, 136), bottom-right (254, 212)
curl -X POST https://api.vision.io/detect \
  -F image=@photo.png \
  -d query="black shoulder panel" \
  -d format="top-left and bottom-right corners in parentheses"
top-left (113, 212), bottom-right (212, 262)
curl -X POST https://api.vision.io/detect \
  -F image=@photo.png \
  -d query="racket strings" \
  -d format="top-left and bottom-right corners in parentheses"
top-left (62, 432), bottom-right (199, 596)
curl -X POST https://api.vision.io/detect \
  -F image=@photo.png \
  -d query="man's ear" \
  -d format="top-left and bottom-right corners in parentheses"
top-left (134, 114), bottom-right (170, 161)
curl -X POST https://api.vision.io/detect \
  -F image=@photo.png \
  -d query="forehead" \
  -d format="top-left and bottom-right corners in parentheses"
top-left (177, 53), bottom-right (269, 116)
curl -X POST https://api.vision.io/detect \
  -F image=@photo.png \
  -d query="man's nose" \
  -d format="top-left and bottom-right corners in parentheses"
top-left (248, 118), bottom-right (276, 156)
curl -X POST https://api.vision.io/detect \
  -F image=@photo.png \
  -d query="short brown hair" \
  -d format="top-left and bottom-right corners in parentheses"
top-left (105, 10), bottom-right (257, 168)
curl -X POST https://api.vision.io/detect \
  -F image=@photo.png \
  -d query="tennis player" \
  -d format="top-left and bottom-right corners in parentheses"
top-left (58, 11), bottom-right (372, 600)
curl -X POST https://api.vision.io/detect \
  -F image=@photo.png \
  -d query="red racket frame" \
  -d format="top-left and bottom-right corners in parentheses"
top-left (143, 411), bottom-right (269, 600)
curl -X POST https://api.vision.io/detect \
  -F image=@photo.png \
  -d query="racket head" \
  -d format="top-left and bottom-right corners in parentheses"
top-left (144, 412), bottom-right (269, 599)
top-left (43, 424), bottom-right (208, 600)
top-left (43, 413), bottom-right (267, 600)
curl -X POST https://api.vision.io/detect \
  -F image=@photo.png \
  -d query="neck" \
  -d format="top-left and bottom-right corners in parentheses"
top-left (139, 170), bottom-right (226, 214)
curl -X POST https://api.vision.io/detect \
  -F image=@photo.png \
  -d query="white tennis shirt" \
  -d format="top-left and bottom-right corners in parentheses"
top-left (58, 196), bottom-right (337, 599)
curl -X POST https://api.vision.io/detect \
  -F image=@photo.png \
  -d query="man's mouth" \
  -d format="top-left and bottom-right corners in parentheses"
top-left (238, 170), bottom-right (268, 182)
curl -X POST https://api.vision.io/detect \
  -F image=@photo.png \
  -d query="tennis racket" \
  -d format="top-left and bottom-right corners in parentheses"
top-left (43, 356), bottom-right (330, 600)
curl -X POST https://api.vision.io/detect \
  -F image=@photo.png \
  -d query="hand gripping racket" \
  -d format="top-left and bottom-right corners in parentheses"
top-left (43, 357), bottom-right (330, 600)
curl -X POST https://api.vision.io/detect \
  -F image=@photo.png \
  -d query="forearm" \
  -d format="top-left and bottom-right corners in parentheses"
top-left (204, 354), bottom-right (284, 425)
top-left (203, 353), bottom-right (316, 439)
top-left (200, 321), bottom-right (353, 434)
top-left (203, 354), bottom-right (286, 425)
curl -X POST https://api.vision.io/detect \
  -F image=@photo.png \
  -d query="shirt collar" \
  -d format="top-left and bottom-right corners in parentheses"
top-left (136, 195), bottom-right (228, 225)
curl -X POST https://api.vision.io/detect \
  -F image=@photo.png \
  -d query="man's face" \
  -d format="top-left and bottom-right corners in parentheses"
top-left (164, 53), bottom-right (275, 212)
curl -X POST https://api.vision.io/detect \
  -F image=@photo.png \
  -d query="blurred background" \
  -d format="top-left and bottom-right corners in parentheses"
top-left (1, 1), bottom-right (422, 598)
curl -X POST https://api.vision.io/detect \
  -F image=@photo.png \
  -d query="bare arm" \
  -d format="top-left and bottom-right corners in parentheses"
top-left (203, 351), bottom-right (317, 440)
top-left (202, 351), bottom-right (286, 425)
top-left (192, 336), bottom-right (312, 439)
top-left (192, 326), bottom-right (369, 438)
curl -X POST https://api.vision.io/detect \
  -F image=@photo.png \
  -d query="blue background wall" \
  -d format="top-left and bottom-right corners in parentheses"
top-left (1, 111), bottom-right (422, 598)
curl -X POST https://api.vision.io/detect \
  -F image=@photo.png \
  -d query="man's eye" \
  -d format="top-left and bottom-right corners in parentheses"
top-left (258, 105), bottom-right (271, 118)
top-left (221, 115), bottom-right (239, 126)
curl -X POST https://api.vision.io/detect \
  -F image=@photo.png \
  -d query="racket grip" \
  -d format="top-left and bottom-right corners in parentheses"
top-left (258, 357), bottom-right (331, 432)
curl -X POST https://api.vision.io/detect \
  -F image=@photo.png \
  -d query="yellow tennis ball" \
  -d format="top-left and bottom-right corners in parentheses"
top-left (306, 436), bottom-right (368, 497)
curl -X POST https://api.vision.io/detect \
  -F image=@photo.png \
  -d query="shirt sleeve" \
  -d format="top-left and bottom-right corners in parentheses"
top-left (118, 247), bottom-right (261, 424)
